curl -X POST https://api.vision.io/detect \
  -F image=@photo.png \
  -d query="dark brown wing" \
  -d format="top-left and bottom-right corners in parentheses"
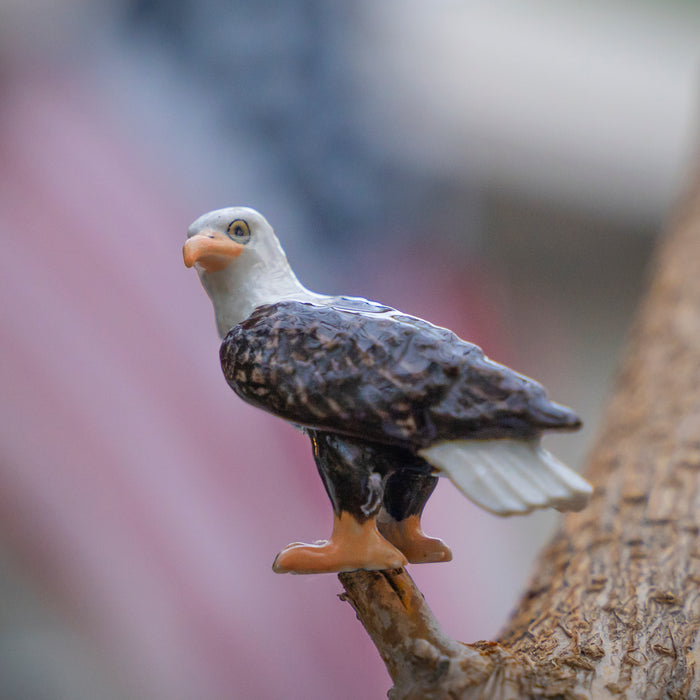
top-left (220, 300), bottom-right (580, 449)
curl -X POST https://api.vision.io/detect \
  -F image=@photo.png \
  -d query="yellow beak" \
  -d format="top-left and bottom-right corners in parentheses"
top-left (182, 231), bottom-right (244, 272)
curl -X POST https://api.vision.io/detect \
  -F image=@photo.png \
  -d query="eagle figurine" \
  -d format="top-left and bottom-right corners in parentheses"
top-left (183, 207), bottom-right (592, 574)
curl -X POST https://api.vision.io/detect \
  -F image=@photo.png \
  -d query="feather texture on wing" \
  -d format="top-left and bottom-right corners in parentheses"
top-left (220, 299), bottom-right (581, 449)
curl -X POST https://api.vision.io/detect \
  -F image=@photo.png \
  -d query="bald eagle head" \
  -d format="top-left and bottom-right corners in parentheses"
top-left (183, 206), bottom-right (317, 337)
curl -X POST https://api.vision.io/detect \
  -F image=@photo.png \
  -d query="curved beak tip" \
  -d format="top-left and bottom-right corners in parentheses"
top-left (182, 243), bottom-right (196, 268)
top-left (182, 232), bottom-right (243, 272)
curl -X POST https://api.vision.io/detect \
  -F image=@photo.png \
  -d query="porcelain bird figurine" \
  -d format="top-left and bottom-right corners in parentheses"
top-left (183, 207), bottom-right (592, 574)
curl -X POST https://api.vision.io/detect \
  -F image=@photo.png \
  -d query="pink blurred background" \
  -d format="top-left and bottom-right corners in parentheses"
top-left (1, 2), bottom-right (698, 698)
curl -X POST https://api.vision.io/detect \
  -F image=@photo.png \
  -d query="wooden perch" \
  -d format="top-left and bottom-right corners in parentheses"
top-left (339, 170), bottom-right (700, 698)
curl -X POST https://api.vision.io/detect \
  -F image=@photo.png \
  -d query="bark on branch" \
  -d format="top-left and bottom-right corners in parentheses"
top-left (339, 170), bottom-right (700, 699)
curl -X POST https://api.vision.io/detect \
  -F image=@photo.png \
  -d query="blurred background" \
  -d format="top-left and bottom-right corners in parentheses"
top-left (1, 0), bottom-right (699, 697)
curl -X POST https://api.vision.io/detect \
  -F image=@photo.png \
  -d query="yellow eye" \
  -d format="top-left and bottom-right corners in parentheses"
top-left (226, 219), bottom-right (251, 244)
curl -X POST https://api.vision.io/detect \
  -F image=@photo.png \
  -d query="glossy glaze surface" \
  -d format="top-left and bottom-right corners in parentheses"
top-left (186, 206), bottom-right (590, 573)
top-left (221, 299), bottom-right (581, 449)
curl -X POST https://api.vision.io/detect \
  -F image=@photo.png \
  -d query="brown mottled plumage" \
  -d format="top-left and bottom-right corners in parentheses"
top-left (221, 299), bottom-right (581, 449)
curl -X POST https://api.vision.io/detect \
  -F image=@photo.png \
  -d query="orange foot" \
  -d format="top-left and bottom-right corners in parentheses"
top-left (272, 512), bottom-right (407, 574)
top-left (378, 514), bottom-right (452, 564)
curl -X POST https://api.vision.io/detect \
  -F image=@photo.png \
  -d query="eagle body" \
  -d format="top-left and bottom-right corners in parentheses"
top-left (184, 206), bottom-right (593, 574)
top-left (221, 298), bottom-right (580, 448)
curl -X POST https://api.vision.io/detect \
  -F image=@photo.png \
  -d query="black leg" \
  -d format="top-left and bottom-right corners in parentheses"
top-left (309, 430), bottom-right (385, 522)
top-left (383, 462), bottom-right (438, 522)
top-left (310, 430), bottom-right (438, 523)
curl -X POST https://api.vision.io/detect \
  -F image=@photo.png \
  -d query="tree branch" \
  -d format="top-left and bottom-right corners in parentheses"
top-left (339, 169), bottom-right (700, 698)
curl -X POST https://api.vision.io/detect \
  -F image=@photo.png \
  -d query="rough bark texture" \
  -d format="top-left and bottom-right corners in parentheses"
top-left (339, 171), bottom-right (700, 698)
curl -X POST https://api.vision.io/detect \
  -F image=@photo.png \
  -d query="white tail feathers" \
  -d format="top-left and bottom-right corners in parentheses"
top-left (418, 439), bottom-right (592, 517)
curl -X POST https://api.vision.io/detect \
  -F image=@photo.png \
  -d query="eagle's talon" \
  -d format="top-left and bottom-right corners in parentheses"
top-left (272, 513), bottom-right (407, 574)
top-left (378, 514), bottom-right (453, 564)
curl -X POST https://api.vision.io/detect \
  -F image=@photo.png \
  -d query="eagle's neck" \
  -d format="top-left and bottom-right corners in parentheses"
top-left (201, 252), bottom-right (324, 338)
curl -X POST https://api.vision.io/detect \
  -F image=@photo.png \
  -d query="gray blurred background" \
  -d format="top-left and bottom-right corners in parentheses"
top-left (1, 1), bottom-right (698, 698)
